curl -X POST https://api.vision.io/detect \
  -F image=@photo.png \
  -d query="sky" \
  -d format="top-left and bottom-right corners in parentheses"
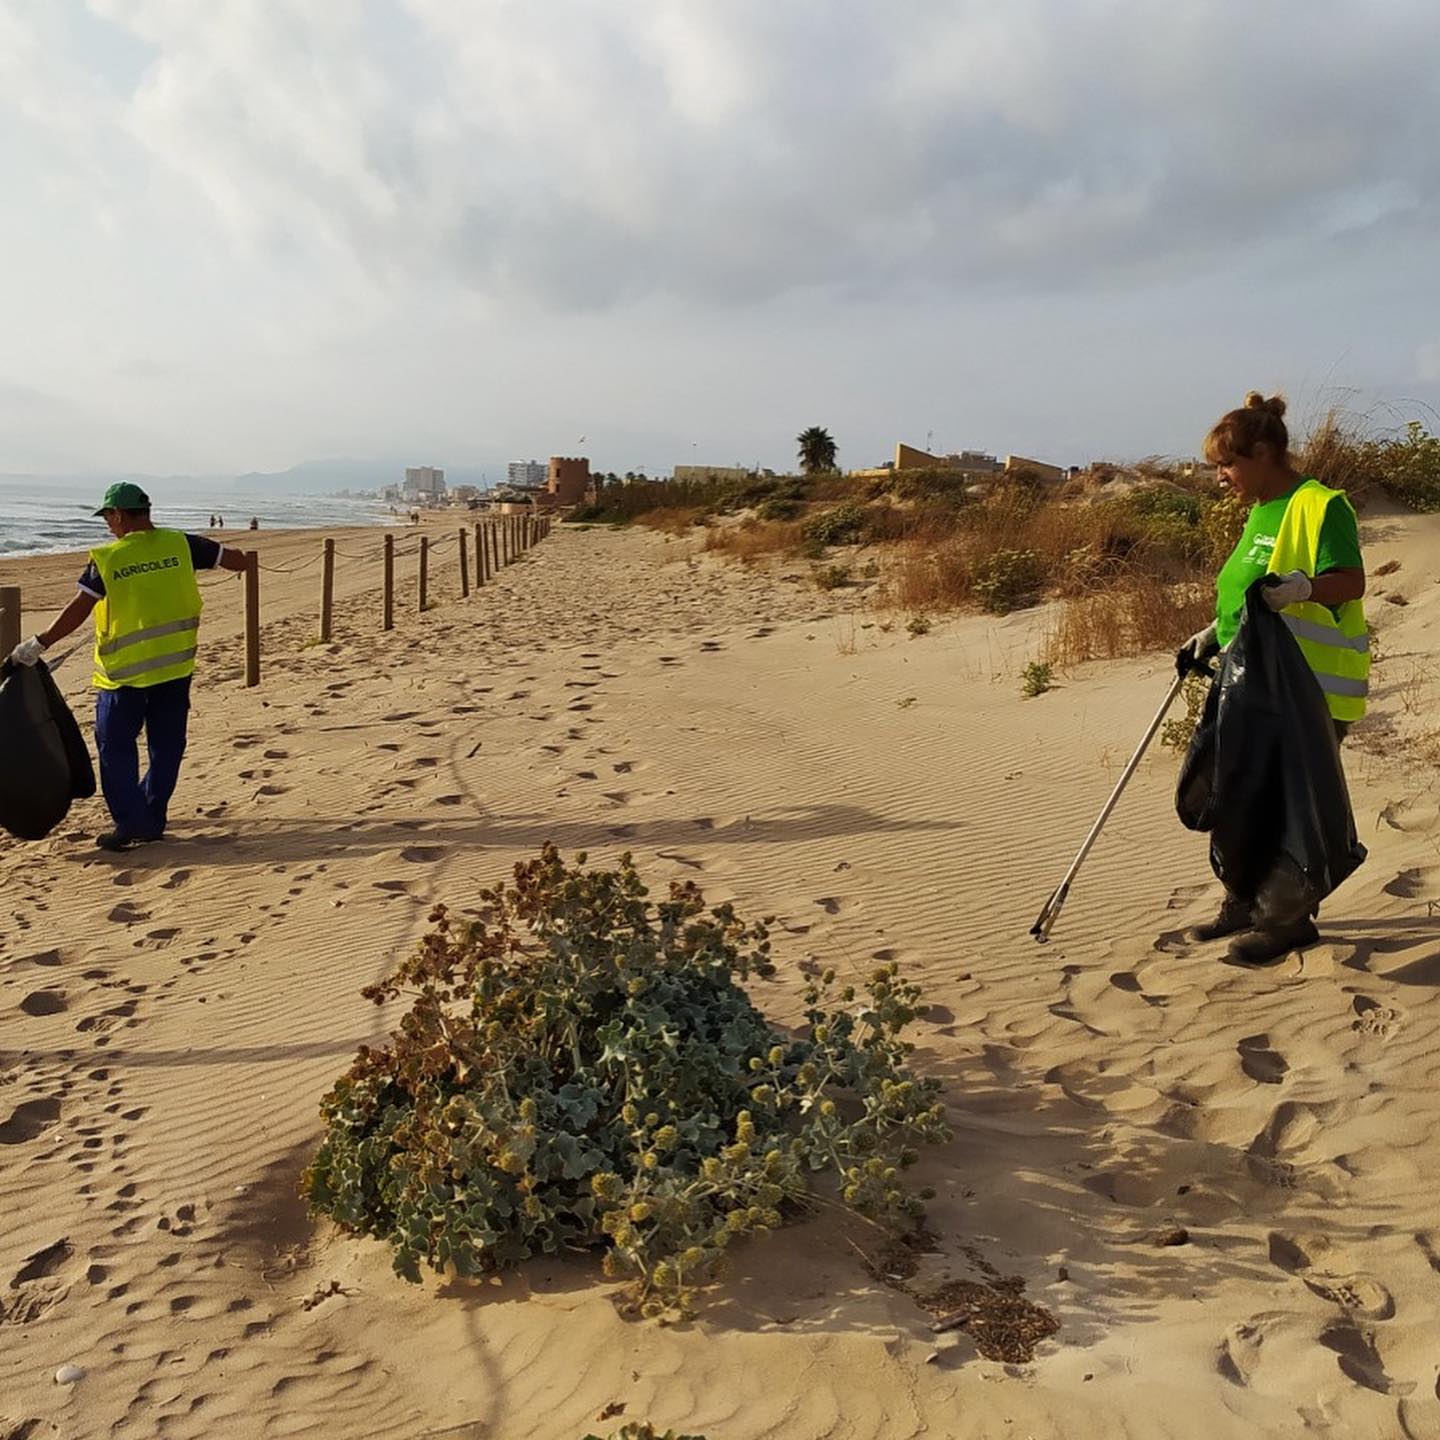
top-left (2, 0), bottom-right (1437, 480)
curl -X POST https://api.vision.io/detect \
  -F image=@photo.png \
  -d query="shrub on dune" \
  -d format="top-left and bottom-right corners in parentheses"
top-left (302, 846), bottom-right (949, 1318)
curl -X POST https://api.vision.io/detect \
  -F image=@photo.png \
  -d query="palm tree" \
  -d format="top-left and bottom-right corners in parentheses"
top-left (796, 426), bottom-right (838, 475)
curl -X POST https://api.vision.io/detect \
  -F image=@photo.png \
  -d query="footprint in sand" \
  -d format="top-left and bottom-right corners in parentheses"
top-left (0, 1097), bottom-right (62, 1145)
top-left (13, 948), bottom-right (63, 970)
top-left (1237, 1033), bottom-right (1290, 1084)
top-left (1249, 1101), bottom-right (1324, 1160)
top-left (1319, 1321), bottom-right (1410, 1395)
top-left (1350, 994), bottom-right (1402, 1038)
top-left (656, 851), bottom-right (704, 870)
top-left (399, 845), bottom-right (447, 862)
top-left (1217, 1311), bottom-right (1290, 1387)
top-left (19, 990), bottom-right (67, 1017)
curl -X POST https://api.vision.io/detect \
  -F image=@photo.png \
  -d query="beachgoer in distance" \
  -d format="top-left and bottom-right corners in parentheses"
top-left (6, 482), bottom-right (250, 852)
top-left (1175, 391), bottom-right (1368, 964)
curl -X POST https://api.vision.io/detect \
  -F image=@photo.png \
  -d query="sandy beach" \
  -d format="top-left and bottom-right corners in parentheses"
top-left (3, 510), bottom-right (1440, 1440)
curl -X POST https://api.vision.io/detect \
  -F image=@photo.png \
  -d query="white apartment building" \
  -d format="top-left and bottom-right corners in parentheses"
top-left (403, 466), bottom-right (447, 503)
top-left (507, 460), bottom-right (546, 487)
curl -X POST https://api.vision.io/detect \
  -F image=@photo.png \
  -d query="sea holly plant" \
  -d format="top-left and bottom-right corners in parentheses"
top-left (302, 844), bottom-right (949, 1316)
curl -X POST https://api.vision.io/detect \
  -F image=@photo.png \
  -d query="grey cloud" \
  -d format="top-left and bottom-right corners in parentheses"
top-left (19, 2), bottom-right (1434, 311)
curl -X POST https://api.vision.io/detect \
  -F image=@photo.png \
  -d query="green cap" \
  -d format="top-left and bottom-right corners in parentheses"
top-left (93, 481), bottom-right (152, 515)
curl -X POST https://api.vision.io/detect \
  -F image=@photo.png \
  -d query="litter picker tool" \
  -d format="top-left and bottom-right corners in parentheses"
top-left (1030, 669), bottom-right (1188, 943)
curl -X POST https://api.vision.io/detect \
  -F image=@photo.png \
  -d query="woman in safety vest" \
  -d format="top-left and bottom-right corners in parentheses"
top-left (1174, 391), bottom-right (1368, 965)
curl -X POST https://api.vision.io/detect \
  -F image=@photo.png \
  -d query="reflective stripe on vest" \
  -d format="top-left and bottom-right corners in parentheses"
top-left (96, 615), bottom-right (200, 658)
top-left (90, 530), bottom-right (204, 691)
top-left (1268, 479), bottom-right (1369, 723)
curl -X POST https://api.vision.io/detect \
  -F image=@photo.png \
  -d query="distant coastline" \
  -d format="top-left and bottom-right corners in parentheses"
top-left (0, 477), bottom-right (393, 559)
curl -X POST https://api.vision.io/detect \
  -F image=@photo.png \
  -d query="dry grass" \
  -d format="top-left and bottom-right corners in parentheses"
top-left (701, 517), bottom-right (806, 562)
top-left (1043, 572), bottom-right (1213, 668)
top-left (633, 506), bottom-right (706, 535)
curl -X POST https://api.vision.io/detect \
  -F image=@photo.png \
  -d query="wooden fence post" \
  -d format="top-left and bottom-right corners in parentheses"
top-left (383, 534), bottom-right (394, 631)
top-left (418, 535), bottom-right (429, 613)
top-left (459, 527), bottom-right (469, 597)
top-left (244, 552), bottom-right (260, 687)
top-left (500, 517), bottom-right (509, 567)
top-left (492, 521), bottom-right (501, 574)
top-left (474, 523), bottom-right (485, 585)
top-left (0, 585), bottom-right (20, 657)
top-left (320, 538), bottom-right (335, 642)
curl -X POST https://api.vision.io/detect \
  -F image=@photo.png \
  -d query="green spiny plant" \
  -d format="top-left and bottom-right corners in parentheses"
top-left (814, 563), bottom-right (851, 591)
top-left (302, 846), bottom-right (949, 1319)
top-left (973, 548), bottom-right (1045, 613)
top-left (1021, 661), bottom-right (1053, 698)
top-left (905, 614), bottom-right (932, 637)
top-left (1161, 671), bottom-right (1210, 751)
top-left (802, 501), bottom-right (867, 547)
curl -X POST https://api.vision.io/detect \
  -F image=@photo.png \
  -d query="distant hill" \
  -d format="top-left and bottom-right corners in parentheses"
top-left (230, 458), bottom-right (497, 495)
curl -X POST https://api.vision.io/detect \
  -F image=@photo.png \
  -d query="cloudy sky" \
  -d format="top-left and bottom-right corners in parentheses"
top-left (2, 0), bottom-right (1437, 479)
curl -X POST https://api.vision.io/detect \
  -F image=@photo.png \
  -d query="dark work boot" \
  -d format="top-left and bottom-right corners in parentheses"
top-left (1226, 919), bottom-right (1321, 967)
top-left (1186, 894), bottom-right (1253, 943)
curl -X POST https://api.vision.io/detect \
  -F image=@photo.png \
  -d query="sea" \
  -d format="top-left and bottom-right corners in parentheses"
top-left (0, 477), bottom-right (393, 561)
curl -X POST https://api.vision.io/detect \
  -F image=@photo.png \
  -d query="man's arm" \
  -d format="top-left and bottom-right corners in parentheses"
top-left (38, 591), bottom-right (99, 649)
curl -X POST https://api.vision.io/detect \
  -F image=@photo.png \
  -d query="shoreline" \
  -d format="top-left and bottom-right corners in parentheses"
top-left (1, 509), bottom-right (497, 646)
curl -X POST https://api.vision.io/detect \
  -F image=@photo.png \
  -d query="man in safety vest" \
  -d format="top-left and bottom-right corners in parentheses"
top-left (1176, 392), bottom-right (1368, 965)
top-left (6, 483), bottom-right (249, 851)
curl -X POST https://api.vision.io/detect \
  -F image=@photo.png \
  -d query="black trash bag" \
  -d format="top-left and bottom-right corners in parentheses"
top-left (0, 658), bottom-right (97, 841)
top-left (1176, 578), bottom-right (1365, 923)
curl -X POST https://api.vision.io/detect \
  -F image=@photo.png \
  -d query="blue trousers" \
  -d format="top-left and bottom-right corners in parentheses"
top-left (94, 677), bottom-right (192, 840)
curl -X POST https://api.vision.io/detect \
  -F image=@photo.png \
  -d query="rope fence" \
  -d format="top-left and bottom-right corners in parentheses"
top-left (3, 512), bottom-right (555, 690)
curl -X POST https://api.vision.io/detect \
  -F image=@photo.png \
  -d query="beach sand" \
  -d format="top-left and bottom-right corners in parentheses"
top-left (3, 510), bottom-right (1439, 1440)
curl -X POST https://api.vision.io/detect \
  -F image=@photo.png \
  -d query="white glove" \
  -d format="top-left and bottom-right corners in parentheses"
top-left (8, 635), bottom-right (46, 667)
top-left (1176, 621), bottom-right (1219, 677)
top-left (1262, 569), bottom-right (1313, 611)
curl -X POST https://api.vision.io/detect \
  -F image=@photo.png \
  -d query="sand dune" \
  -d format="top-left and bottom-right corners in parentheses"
top-left (3, 510), bottom-right (1440, 1439)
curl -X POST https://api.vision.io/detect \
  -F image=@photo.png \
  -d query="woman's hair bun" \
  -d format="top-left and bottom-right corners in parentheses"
top-left (1243, 390), bottom-right (1287, 420)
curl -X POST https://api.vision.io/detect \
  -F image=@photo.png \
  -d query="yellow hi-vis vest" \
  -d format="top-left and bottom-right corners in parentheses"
top-left (90, 529), bottom-right (204, 691)
top-left (1268, 479), bottom-right (1369, 723)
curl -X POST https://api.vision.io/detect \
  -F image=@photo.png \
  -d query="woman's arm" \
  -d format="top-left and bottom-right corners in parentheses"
top-left (1309, 566), bottom-right (1365, 606)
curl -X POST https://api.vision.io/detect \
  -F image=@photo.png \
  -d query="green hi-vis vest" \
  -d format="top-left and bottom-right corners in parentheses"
top-left (1268, 479), bottom-right (1369, 723)
top-left (90, 529), bottom-right (204, 691)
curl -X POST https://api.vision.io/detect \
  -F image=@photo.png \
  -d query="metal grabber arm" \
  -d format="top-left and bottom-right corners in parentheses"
top-left (1029, 669), bottom-right (1188, 943)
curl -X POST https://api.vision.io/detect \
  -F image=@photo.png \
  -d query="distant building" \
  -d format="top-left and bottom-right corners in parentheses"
top-left (543, 456), bottom-right (591, 507)
top-left (851, 443), bottom-right (1002, 481)
top-left (403, 465), bottom-right (447, 504)
top-left (1004, 455), bottom-right (1066, 484)
top-left (507, 460), bottom-right (547, 487)
top-left (451, 484), bottom-right (479, 504)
